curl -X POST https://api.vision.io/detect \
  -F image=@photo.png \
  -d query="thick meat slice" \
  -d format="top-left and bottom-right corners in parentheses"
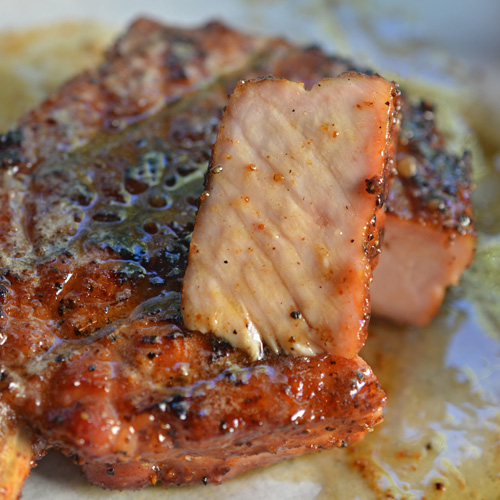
top-left (0, 81), bottom-right (386, 490)
top-left (241, 45), bottom-right (475, 326)
top-left (183, 74), bottom-right (398, 360)
top-left (371, 100), bottom-right (475, 325)
top-left (27, 329), bottom-right (384, 489)
top-left (252, 49), bottom-right (475, 325)
top-left (0, 18), bottom-right (471, 492)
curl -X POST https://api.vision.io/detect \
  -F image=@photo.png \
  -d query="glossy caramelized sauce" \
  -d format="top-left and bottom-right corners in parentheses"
top-left (1, 19), bottom-right (500, 500)
top-left (1, 90), bottom-right (223, 381)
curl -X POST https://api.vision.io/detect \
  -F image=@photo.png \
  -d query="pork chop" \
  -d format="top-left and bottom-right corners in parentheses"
top-left (182, 74), bottom-right (398, 359)
top-left (370, 100), bottom-right (475, 325)
top-left (0, 17), bottom-right (473, 494)
top-left (2, 19), bottom-right (474, 327)
top-left (0, 20), bottom-right (386, 492)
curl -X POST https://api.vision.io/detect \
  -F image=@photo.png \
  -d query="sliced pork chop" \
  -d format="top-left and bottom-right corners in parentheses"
top-left (371, 100), bottom-right (475, 325)
top-left (1, 18), bottom-right (474, 327)
top-left (0, 80), bottom-right (386, 491)
top-left (182, 74), bottom-right (398, 360)
top-left (242, 45), bottom-right (475, 326)
top-left (0, 17), bottom-right (472, 493)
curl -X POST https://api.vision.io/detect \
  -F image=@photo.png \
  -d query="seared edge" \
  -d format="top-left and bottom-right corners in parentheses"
top-left (14, 328), bottom-right (384, 489)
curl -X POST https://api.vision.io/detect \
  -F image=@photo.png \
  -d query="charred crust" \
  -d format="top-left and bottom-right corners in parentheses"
top-left (141, 335), bottom-right (158, 344)
top-left (0, 129), bottom-right (24, 169)
top-left (387, 98), bottom-right (475, 235)
top-left (58, 298), bottom-right (76, 317)
top-left (209, 335), bottom-right (234, 360)
top-left (365, 175), bottom-right (384, 195)
top-left (156, 393), bottom-right (189, 420)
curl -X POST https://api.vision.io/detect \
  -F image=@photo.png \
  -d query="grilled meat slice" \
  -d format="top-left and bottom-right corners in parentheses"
top-left (241, 44), bottom-right (476, 326)
top-left (0, 78), bottom-right (386, 489)
top-left (0, 17), bottom-right (472, 492)
top-left (370, 100), bottom-right (475, 325)
top-left (26, 327), bottom-right (384, 489)
top-left (182, 75), bottom-right (398, 359)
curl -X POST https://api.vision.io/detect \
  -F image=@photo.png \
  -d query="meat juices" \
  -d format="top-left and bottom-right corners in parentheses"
top-left (182, 74), bottom-right (398, 359)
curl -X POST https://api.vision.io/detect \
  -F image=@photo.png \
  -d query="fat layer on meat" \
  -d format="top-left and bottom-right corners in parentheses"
top-left (182, 75), bottom-right (398, 360)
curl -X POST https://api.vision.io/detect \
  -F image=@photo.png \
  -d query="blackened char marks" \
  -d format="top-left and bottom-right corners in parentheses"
top-left (388, 99), bottom-right (474, 235)
top-left (0, 129), bottom-right (23, 169)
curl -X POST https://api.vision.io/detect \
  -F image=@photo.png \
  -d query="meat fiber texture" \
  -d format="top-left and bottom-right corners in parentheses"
top-left (182, 74), bottom-right (398, 360)
top-left (0, 19), bottom-right (388, 492)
